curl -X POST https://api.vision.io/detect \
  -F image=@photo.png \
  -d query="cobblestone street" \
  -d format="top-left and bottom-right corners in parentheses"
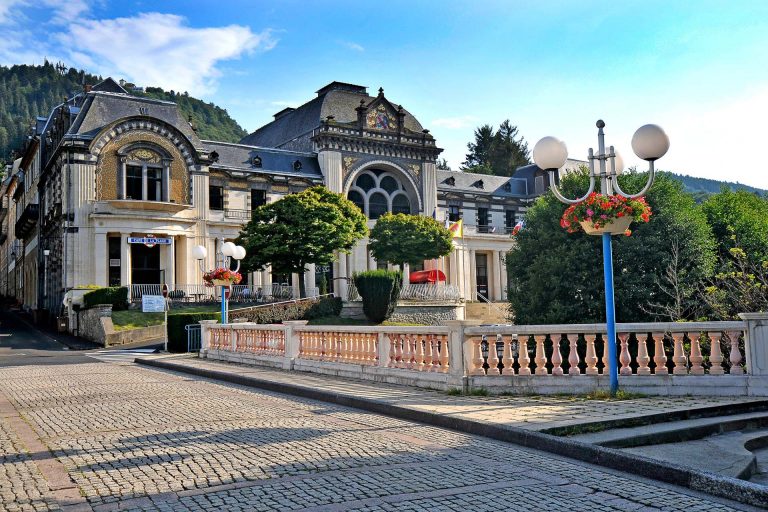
top-left (0, 360), bottom-right (759, 511)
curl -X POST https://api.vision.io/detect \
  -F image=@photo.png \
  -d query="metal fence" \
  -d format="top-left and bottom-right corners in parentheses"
top-left (186, 324), bottom-right (202, 352)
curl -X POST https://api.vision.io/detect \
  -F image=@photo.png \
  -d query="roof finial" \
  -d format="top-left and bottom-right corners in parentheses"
top-left (378, 87), bottom-right (384, 96)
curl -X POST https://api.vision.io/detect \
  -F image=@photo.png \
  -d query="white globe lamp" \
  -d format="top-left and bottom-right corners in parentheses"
top-left (233, 245), bottom-right (246, 260)
top-left (533, 136), bottom-right (569, 170)
top-left (192, 245), bottom-right (207, 260)
top-left (221, 241), bottom-right (236, 257)
top-left (631, 124), bottom-right (670, 161)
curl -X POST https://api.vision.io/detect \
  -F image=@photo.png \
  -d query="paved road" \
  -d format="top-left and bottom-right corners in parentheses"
top-left (0, 354), bottom-right (758, 511)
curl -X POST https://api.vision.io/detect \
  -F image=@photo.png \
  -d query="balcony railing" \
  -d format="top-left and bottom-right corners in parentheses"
top-left (461, 224), bottom-right (515, 236)
top-left (129, 283), bottom-right (318, 303)
top-left (224, 209), bottom-right (254, 221)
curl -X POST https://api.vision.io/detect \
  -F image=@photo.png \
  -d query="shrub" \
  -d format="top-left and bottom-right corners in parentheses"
top-left (83, 286), bottom-right (129, 310)
top-left (167, 312), bottom-right (221, 352)
top-left (353, 270), bottom-right (402, 323)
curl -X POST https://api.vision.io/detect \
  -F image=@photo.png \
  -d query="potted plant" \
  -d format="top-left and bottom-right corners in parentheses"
top-left (560, 192), bottom-right (651, 236)
top-left (203, 268), bottom-right (243, 287)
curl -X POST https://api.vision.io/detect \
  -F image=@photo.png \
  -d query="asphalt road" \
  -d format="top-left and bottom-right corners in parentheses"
top-left (0, 311), bottom-right (98, 366)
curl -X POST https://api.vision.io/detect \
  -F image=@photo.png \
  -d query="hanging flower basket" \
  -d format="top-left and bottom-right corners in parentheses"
top-left (561, 192), bottom-right (651, 237)
top-left (203, 268), bottom-right (242, 287)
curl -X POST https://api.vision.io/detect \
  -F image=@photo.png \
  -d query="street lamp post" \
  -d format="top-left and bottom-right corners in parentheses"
top-left (532, 120), bottom-right (669, 394)
top-left (192, 240), bottom-right (246, 324)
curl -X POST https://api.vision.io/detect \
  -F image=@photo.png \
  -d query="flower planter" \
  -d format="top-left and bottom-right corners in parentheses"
top-left (212, 279), bottom-right (233, 287)
top-left (579, 216), bottom-right (633, 236)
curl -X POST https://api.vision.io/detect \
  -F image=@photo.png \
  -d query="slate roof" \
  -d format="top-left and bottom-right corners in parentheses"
top-left (240, 82), bottom-right (425, 151)
top-left (436, 170), bottom-right (537, 199)
top-left (66, 91), bottom-right (203, 148)
top-left (201, 140), bottom-right (322, 179)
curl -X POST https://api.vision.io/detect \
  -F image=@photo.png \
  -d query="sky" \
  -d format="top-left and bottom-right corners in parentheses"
top-left (2, 0), bottom-right (768, 188)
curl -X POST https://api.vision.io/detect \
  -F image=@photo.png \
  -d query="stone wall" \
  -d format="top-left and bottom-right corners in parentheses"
top-left (78, 305), bottom-right (114, 345)
top-left (77, 304), bottom-right (165, 347)
top-left (341, 301), bottom-right (464, 324)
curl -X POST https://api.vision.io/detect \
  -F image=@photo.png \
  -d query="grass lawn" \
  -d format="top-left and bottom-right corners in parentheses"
top-left (111, 304), bottom-right (219, 331)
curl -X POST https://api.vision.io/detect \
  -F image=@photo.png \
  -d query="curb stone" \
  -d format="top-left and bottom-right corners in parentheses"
top-left (135, 357), bottom-right (768, 509)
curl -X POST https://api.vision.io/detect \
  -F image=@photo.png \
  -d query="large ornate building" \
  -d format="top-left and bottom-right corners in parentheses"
top-left (0, 79), bottom-right (556, 324)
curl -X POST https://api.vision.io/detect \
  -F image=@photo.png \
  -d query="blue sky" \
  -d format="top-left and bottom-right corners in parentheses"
top-left (3, 0), bottom-right (768, 188)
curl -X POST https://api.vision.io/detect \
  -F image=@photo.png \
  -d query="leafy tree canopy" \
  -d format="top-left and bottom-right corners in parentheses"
top-left (461, 120), bottom-right (530, 176)
top-left (701, 188), bottom-right (768, 264)
top-left (368, 213), bottom-right (454, 268)
top-left (237, 186), bottom-right (368, 297)
top-left (506, 169), bottom-right (716, 324)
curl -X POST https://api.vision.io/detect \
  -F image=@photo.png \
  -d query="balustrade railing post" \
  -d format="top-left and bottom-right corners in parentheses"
top-left (739, 313), bottom-right (768, 376)
top-left (198, 319), bottom-right (217, 356)
top-left (283, 320), bottom-right (307, 369)
top-left (445, 320), bottom-right (479, 378)
top-left (377, 331), bottom-right (389, 368)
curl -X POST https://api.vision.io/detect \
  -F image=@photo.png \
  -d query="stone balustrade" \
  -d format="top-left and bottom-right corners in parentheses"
top-left (198, 313), bottom-right (768, 396)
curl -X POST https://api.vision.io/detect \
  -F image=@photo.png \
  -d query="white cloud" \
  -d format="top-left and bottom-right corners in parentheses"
top-left (431, 115), bottom-right (478, 130)
top-left (0, 0), bottom-right (90, 25)
top-left (54, 12), bottom-right (274, 96)
top-left (339, 41), bottom-right (364, 52)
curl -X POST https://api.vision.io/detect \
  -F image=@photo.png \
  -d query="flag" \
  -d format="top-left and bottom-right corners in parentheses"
top-left (448, 219), bottom-right (463, 238)
top-left (432, 208), bottom-right (437, 220)
top-left (511, 220), bottom-right (525, 236)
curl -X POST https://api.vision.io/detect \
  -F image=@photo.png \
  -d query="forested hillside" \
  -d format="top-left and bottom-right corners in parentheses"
top-left (0, 61), bottom-right (247, 161)
top-left (663, 172), bottom-right (766, 201)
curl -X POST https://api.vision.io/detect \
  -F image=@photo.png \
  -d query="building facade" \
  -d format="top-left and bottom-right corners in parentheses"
top-left (0, 79), bottom-right (552, 326)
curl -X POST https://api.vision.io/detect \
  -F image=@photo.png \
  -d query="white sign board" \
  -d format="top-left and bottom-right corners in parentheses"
top-left (142, 295), bottom-right (166, 313)
top-left (128, 237), bottom-right (172, 245)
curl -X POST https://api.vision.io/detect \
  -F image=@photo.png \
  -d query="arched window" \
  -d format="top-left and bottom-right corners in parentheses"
top-left (347, 169), bottom-right (412, 219)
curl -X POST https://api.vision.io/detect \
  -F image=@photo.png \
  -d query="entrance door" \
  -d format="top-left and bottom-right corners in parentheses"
top-left (131, 244), bottom-right (161, 284)
top-left (475, 253), bottom-right (489, 301)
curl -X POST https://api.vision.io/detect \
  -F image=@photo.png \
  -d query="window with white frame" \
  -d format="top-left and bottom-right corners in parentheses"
top-left (347, 169), bottom-right (412, 219)
top-left (118, 146), bottom-right (170, 202)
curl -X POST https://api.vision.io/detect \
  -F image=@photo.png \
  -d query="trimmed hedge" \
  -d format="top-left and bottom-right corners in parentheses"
top-left (167, 312), bottom-right (221, 352)
top-left (353, 270), bottom-right (402, 323)
top-left (83, 286), bottom-right (129, 310)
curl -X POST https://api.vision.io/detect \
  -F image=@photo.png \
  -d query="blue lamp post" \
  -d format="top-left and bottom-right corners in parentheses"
top-left (193, 240), bottom-right (246, 324)
top-left (532, 120), bottom-right (670, 394)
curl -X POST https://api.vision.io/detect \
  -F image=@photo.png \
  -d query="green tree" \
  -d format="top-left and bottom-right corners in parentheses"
top-left (237, 186), bottom-right (368, 298)
top-left (436, 158), bottom-right (451, 170)
top-left (701, 188), bottom-right (768, 264)
top-left (461, 120), bottom-right (530, 176)
top-left (506, 169), bottom-right (716, 324)
top-left (368, 213), bottom-right (454, 269)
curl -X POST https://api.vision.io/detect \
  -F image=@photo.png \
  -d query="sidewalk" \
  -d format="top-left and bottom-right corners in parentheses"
top-left (138, 355), bottom-right (768, 434)
top-left (137, 355), bottom-right (768, 508)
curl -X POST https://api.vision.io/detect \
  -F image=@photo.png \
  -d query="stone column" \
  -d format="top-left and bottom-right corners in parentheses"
top-left (336, 253), bottom-right (348, 300)
top-left (490, 250), bottom-right (501, 301)
top-left (367, 250), bottom-right (376, 271)
top-left (499, 252), bottom-right (508, 300)
top-left (120, 233), bottom-right (132, 288)
top-left (318, 150), bottom-right (343, 193)
top-left (422, 161), bottom-right (437, 217)
top-left (468, 249), bottom-right (477, 301)
top-left (305, 263), bottom-right (316, 296)
top-left (94, 233), bottom-right (108, 287)
top-left (167, 236), bottom-right (176, 286)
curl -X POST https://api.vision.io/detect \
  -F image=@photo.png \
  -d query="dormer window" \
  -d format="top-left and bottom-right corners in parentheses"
top-left (503, 182), bottom-right (512, 193)
top-left (472, 179), bottom-right (484, 189)
top-left (444, 176), bottom-right (456, 186)
top-left (293, 160), bottom-right (302, 171)
top-left (252, 155), bottom-right (262, 168)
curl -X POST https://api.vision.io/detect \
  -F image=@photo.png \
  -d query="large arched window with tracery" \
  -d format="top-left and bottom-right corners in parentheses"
top-left (347, 169), bottom-right (412, 219)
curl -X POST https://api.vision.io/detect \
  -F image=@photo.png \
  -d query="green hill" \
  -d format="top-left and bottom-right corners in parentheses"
top-left (662, 172), bottom-right (767, 202)
top-left (0, 61), bottom-right (247, 162)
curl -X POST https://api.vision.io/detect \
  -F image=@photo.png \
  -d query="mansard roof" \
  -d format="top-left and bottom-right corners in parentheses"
top-left (202, 140), bottom-right (322, 179)
top-left (66, 90), bottom-right (202, 148)
top-left (436, 169), bottom-right (538, 199)
top-left (240, 82), bottom-right (425, 151)
top-left (91, 77), bottom-right (129, 94)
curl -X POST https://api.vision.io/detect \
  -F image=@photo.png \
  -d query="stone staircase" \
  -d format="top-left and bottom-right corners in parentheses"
top-left (464, 301), bottom-right (510, 324)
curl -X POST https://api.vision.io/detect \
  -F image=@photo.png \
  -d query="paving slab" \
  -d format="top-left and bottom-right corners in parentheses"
top-left (141, 355), bottom-right (768, 433)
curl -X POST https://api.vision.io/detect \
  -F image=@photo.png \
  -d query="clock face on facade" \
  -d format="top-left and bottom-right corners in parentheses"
top-left (367, 105), bottom-right (394, 130)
